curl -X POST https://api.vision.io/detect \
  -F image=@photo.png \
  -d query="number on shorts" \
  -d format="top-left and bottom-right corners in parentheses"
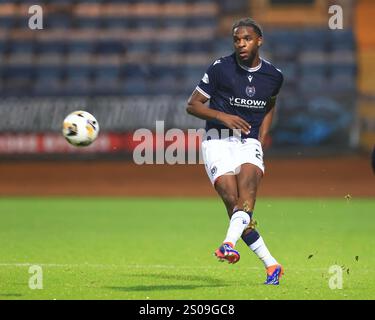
top-left (255, 148), bottom-right (262, 161)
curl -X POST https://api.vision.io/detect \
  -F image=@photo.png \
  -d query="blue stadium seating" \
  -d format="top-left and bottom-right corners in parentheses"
top-left (64, 76), bottom-right (92, 96)
top-left (0, 41), bottom-right (7, 54)
top-left (0, 1), bottom-right (356, 98)
top-left (33, 76), bottom-right (63, 96)
top-left (122, 77), bottom-right (148, 95)
top-left (67, 41), bottom-right (96, 53)
top-left (8, 41), bottom-right (35, 54)
top-left (44, 15), bottom-right (72, 29)
top-left (329, 30), bottom-right (356, 51)
top-left (149, 75), bottom-right (179, 95)
top-left (0, 16), bottom-right (15, 29)
top-left (36, 41), bottom-right (67, 54)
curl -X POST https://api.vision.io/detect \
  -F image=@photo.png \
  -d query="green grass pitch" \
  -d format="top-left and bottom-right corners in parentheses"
top-left (0, 197), bottom-right (374, 300)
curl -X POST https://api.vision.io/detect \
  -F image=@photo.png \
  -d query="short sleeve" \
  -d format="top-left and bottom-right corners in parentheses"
top-left (271, 70), bottom-right (284, 97)
top-left (196, 59), bottom-right (221, 99)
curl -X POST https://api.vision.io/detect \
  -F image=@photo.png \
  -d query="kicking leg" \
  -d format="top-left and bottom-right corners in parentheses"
top-left (214, 174), bottom-right (238, 218)
top-left (213, 175), bottom-right (250, 264)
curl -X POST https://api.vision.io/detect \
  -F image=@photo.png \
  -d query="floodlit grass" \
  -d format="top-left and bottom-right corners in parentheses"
top-left (0, 197), bottom-right (374, 300)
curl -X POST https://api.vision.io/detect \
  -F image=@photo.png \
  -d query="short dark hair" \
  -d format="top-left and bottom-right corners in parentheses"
top-left (232, 18), bottom-right (263, 37)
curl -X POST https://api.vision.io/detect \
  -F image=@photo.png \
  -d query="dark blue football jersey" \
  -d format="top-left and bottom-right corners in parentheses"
top-left (197, 53), bottom-right (283, 140)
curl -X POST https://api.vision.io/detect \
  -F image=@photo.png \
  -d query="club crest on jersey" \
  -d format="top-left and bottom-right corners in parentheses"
top-left (246, 86), bottom-right (256, 98)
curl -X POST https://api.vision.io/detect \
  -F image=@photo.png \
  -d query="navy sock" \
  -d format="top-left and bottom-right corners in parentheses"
top-left (242, 229), bottom-right (260, 246)
top-left (233, 209), bottom-right (261, 246)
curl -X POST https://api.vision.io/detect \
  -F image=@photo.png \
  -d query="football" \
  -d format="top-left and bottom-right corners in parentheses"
top-left (62, 111), bottom-right (99, 146)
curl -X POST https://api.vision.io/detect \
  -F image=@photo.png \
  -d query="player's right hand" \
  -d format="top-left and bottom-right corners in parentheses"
top-left (217, 113), bottom-right (251, 135)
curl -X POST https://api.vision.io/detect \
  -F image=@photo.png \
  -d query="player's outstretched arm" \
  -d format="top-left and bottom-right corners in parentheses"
top-left (187, 89), bottom-right (251, 135)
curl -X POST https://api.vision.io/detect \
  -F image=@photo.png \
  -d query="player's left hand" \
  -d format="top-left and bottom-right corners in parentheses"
top-left (217, 113), bottom-right (251, 135)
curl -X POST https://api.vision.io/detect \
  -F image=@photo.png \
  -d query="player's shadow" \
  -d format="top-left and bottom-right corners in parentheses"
top-left (105, 272), bottom-right (230, 292)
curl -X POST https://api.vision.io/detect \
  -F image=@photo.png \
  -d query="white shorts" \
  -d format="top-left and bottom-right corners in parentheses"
top-left (201, 136), bottom-right (265, 185)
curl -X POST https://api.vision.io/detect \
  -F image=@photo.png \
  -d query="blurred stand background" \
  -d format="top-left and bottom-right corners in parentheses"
top-left (0, 0), bottom-right (373, 198)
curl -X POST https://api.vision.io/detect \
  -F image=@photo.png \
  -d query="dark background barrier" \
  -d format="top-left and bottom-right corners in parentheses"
top-left (0, 0), bottom-right (373, 196)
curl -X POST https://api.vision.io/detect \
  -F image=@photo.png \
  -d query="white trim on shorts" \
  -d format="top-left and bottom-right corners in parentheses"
top-left (201, 136), bottom-right (265, 185)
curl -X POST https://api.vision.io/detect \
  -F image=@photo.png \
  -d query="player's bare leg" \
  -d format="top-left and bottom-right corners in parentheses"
top-left (214, 174), bottom-right (238, 219)
top-left (237, 163), bottom-right (284, 284)
top-left (213, 174), bottom-right (243, 263)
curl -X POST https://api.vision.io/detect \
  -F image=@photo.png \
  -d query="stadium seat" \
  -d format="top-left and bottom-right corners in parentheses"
top-left (149, 75), bottom-right (179, 95)
top-left (103, 17), bottom-right (131, 29)
top-left (1, 73), bottom-right (33, 96)
top-left (134, 17), bottom-right (161, 30)
top-left (37, 41), bottom-right (67, 54)
top-left (213, 38), bottom-right (233, 57)
top-left (8, 41), bottom-right (35, 54)
top-left (2, 64), bottom-right (34, 80)
top-left (0, 16), bottom-right (15, 29)
top-left (122, 63), bottom-right (145, 77)
top-left (269, 31), bottom-right (301, 60)
top-left (329, 73), bottom-right (356, 93)
top-left (299, 29), bottom-right (329, 51)
top-left (183, 40), bottom-right (213, 54)
top-left (300, 64), bottom-right (327, 77)
top-left (276, 62), bottom-right (298, 83)
top-left (154, 41), bottom-right (184, 54)
top-left (93, 65), bottom-right (120, 81)
top-left (95, 40), bottom-right (125, 54)
top-left (65, 64), bottom-right (93, 79)
top-left (92, 78), bottom-right (122, 95)
top-left (125, 42), bottom-right (152, 55)
top-left (329, 50), bottom-right (355, 65)
top-left (122, 77), bottom-right (148, 95)
top-left (0, 41), bottom-right (7, 55)
top-left (298, 73), bottom-right (327, 94)
top-left (63, 75), bottom-right (92, 96)
top-left (67, 41), bottom-right (96, 54)
top-left (44, 15), bottom-right (72, 29)
top-left (33, 75), bottom-right (64, 96)
top-left (75, 17), bottom-right (102, 29)
top-left (218, 0), bottom-right (248, 13)
top-left (329, 64), bottom-right (356, 77)
top-left (0, 0), bottom-right (357, 102)
top-left (330, 30), bottom-right (355, 51)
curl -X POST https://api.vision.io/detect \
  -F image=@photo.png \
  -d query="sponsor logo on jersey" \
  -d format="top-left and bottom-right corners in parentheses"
top-left (210, 166), bottom-right (217, 176)
top-left (246, 86), bottom-right (256, 97)
top-left (229, 96), bottom-right (267, 109)
top-left (248, 75), bottom-right (253, 83)
top-left (213, 59), bottom-right (221, 66)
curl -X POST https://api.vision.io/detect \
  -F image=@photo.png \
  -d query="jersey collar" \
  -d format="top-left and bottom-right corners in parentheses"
top-left (238, 58), bottom-right (263, 73)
